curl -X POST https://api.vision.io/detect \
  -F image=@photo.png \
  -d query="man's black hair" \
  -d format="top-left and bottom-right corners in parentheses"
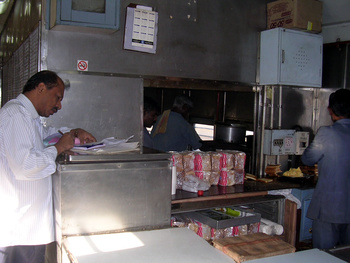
top-left (22, 70), bottom-right (60, 93)
top-left (144, 96), bottom-right (159, 114)
top-left (328, 89), bottom-right (350, 118)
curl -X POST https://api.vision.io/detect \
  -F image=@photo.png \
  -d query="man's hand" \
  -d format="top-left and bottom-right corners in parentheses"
top-left (71, 128), bottom-right (97, 145)
top-left (55, 132), bottom-right (75, 155)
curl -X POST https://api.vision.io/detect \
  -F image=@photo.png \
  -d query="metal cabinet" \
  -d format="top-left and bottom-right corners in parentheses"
top-left (53, 152), bottom-right (172, 263)
top-left (259, 28), bottom-right (323, 87)
top-left (50, 0), bottom-right (121, 30)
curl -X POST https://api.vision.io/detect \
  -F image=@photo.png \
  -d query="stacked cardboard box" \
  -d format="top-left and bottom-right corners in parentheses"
top-left (267, 0), bottom-right (323, 33)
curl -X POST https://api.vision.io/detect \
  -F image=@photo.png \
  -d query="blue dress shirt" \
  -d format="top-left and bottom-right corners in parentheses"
top-left (151, 111), bottom-right (202, 152)
top-left (301, 118), bottom-right (350, 223)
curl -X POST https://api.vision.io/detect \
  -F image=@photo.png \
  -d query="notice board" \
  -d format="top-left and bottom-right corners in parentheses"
top-left (124, 5), bottom-right (158, 54)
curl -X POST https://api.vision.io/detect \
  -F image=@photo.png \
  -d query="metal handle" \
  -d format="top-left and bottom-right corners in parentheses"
top-left (282, 50), bottom-right (285, 63)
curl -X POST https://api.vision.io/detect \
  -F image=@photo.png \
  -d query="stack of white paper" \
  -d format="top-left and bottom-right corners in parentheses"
top-left (71, 136), bottom-right (139, 154)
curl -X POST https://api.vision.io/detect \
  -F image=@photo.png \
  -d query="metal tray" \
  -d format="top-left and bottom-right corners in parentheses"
top-left (184, 207), bottom-right (261, 229)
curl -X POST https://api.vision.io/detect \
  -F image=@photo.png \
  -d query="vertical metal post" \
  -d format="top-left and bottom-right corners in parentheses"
top-left (222, 91), bottom-right (227, 123)
top-left (270, 86), bottom-right (274, 129)
top-left (276, 85), bottom-right (283, 164)
top-left (259, 86), bottom-right (267, 177)
top-left (251, 86), bottom-right (258, 174)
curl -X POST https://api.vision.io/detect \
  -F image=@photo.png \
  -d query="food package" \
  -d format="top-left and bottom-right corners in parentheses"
top-left (187, 220), bottom-right (211, 241)
top-left (182, 151), bottom-right (195, 172)
top-left (194, 152), bottom-right (212, 171)
top-left (217, 150), bottom-right (246, 170)
top-left (171, 214), bottom-right (192, 228)
top-left (211, 228), bottom-right (225, 240)
top-left (234, 169), bottom-right (245, 185)
top-left (211, 152), bottom-right (222, 171)
top-left (195, 170), bottom-right (211, 183)
top-left (224, 227), bottom-right (235, 238)
top-left (219, 169), bottom-right (235, 186)
top-left (248, 222), bottom-right (261, 235)
top-left (188, 222), bottom-right (199, 234)
top-left (232, 151), bottom-right (247, 170)
top-left (195, 221), bottom-right (211, 241)
top-left (180, 209), bottom-right (260, 242)
top-left (223, 225), bottom-right (250, 237)
top-left (210, 171), bottom-right (220, 185)
top-left (237, 224), bottom-right (248, 236)
top-left (175, 150), bottom-right (247, 189)
top-left (176, 171), bottom-right (185, 189)
top-left (219, 151), bottom-right (234, 170)
top-left (182, 174), bottom-right (210, 193)
top-left (193, 152), bottom-right (212, 183)
top-left (171, 152), bottom-right (184, 172)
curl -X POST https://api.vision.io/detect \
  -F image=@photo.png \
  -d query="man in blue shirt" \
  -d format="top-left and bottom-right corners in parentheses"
top-left (301, 89), bottom-right (350, 249)
top-left (151, 95), bottom-right (202, 152)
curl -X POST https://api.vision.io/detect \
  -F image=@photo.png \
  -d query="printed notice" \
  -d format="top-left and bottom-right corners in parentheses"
top-left (124, 6), bottom-right (158, 54)
top-left (132, 9), bottom-right (156, 49)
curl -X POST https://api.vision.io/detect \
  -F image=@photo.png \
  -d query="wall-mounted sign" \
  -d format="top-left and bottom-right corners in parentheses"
top-left (77, 60), bottom-right (88, 71)
top-left (124, 5), bottom-right (158, 54)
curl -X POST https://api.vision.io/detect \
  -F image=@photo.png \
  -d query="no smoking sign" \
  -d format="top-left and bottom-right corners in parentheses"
top-left (77, 60), bottom-right (88, 71)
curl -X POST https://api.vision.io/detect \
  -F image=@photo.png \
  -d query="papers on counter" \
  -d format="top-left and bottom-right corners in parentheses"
top-left (71, 135), bottom-right (139, 154)
top-left (72, 142), bottom-right (105, 150)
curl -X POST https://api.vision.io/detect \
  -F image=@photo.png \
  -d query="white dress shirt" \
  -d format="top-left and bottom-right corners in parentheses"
top-left (0, 94), bottom-right (59, 247)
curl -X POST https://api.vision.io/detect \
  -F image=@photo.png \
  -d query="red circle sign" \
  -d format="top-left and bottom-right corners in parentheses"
top-left (77, 60), bottom-right (88, 71)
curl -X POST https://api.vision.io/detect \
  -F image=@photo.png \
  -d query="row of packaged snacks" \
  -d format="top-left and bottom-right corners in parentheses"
top-left (171, 214), bottom-right (260, 242)
top-left (171, 150), bottom-right (246, 172)
top-left (171, 150), bottom-right (246, 187)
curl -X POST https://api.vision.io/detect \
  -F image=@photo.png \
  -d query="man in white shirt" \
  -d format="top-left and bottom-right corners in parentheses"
top-left (0, 70), bottom-right (96, 263)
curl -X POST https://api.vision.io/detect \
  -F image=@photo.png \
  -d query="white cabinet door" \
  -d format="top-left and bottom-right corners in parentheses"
top-left (259, 28), bottom-right (323, 87)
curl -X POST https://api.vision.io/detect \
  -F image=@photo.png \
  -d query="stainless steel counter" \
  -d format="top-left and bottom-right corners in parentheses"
top-left (53, 152), bottom-right (172, 263)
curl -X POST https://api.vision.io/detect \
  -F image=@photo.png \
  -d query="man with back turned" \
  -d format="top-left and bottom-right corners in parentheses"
top-left (151, 95), bottom-right (202, 152)
top-left (301, 89), bottom-right (350, 249)
top-left (0, 70), bottom-right (96, 263)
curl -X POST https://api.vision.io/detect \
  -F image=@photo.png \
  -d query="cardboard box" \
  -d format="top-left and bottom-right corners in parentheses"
top-left (213, 233), bottom-right (296, 262)
top-left (267, 0), bottom-right (323, 33)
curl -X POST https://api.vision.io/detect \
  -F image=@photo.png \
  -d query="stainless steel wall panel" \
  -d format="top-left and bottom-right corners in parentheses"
top-left (45, 0), bottom-right (269, 84)
top-left (45, 73), bottom-right (143, 142)
top-left (281, 88), bottom-right (315, 132)
top-left (317, 88), bottom-right (337, 129)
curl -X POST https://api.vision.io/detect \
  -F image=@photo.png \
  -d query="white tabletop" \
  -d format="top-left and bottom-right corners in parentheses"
top-left (63, 227), bottom-right (234, 263)
top-left (63, 228), bottom-right (347, 263)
